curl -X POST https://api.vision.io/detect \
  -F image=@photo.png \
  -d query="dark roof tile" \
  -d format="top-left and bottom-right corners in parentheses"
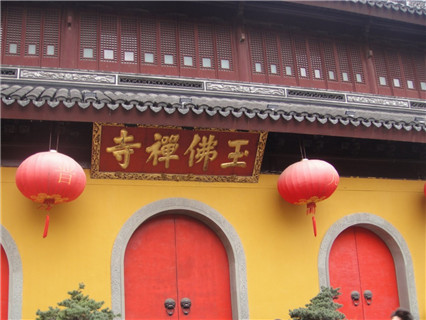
top-left (27, 86), bottom-right (46, 100)
top-left (42, 87), bottom-right (58, 100)
top-left (1, 83), bottom-right (425, 133)
top-left (55, 88), bottom-right (70, 101)
top-left (349, 0), bottom-right (426, 15)
top-left (1, 85), bottom-right (21, 97)
top-left (11, 86), bottom-right (33, 99)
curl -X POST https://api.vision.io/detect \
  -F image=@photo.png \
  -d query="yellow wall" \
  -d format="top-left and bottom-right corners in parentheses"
top-left (1, 167), bottom-right (425, 320)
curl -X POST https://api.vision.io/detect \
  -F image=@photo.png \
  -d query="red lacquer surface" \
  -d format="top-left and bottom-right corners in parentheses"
top-left (329, 227), bottom-right (399, 320)
top-left (1, 246), bottom-right (9, 320)
top-left (124, 215), bottom-right (232, 319)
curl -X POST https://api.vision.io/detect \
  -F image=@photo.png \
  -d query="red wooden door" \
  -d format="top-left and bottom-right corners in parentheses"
top-left (329, 227), bottom-right (399, 320)
top-left (124, 214), bottom-right (232, 320)
top-left (1, 245), bottom-right (9, 320)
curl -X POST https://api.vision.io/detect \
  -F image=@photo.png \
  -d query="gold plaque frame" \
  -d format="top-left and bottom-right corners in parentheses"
top-left (91, 122), bottom-right (267, 183)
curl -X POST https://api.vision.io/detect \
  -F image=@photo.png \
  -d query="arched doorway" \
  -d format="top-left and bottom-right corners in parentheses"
top-left (111, 198), bottom-right (249, 320)
top-left (124, 214), bottom-right (232, 319)
top-left (0, 225), bottom-right (23, 320)
top-left (1, 245), bottom-right (9, 320)
top-left (329, 226), bottom-right (399, 319)
top-left (318, 213), bottom-right (419, 320)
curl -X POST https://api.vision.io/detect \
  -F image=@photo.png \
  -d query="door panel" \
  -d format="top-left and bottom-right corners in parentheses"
top-left (125, 215), bottom-right (178, 320)
top-left (175, 216), bottom-right (232, 319)
top-left (329, 228), bottom-right (364, 319)
top-left (1, 246), bottom-right (9, 320)
top-left (355, 228), bottom-right (399, 319)
top-left (329, 227), bottom-right (399, 320)
top-left (124, 214), bottom-right (232, 320)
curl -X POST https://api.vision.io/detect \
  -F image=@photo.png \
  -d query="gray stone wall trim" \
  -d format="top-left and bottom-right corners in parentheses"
top-left (0, 225), bottom-right (23, 320)
top-left (19, 69), bottom-right (116, 84)
top-left (318, 213), bottom-right (419, 319)
top-left (111, 198), bottom-right (249, 320)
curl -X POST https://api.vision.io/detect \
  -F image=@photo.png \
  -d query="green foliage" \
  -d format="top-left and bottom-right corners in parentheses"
top-left (35, 283), bottom-right (120, 320)
top-left (289, 287), bottom-right (346, 320)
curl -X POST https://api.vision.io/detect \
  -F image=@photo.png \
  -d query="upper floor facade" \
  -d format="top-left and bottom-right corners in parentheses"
top-left (1, 1), bottom-right (425, 100)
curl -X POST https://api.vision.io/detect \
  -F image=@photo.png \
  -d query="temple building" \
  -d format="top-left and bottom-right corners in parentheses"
top-left (1, 1), bottom-right (425, 319)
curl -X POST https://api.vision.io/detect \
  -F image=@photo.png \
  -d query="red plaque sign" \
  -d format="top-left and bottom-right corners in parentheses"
top-left (91, 123), bottom-right (267, 182)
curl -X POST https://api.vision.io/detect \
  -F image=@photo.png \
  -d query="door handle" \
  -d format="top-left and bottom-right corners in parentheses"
top-left (351, 291), bottom-right (360, 306)
top-left (364, 290), bottom-right (373, 305)
top-left (164, 298), bottom-right (176, 316)
top-left (180, 297), bottom-right (191, 315)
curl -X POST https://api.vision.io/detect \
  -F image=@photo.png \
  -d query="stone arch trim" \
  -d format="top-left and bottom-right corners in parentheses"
top-left (0, 225), bottom-right (23, 320)
top-left (318, 213), bottom-right (419, 319)
top-left (111, 198), bottom-right (249, 320)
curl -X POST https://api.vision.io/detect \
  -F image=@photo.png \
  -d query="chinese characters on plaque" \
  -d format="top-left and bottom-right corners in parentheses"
top-left (91, 123), bottom-right (267, 182)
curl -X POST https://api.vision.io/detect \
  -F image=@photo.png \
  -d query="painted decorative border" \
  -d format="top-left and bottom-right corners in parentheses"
top-left (90, 122), bottom-right (268, 183)
top-left (0, 225), bottom-right (23, 320)
top-left (347, 94), bottom-right (410, 108)
top-left (20, 69), bottom-right (116, 84)
top-left (2, 67), bottom-right (424, 113)
top-left (110, 198), bottom-right (249, 320)
top-left (206, 82), bottom-right (285, 96)
top-left (318, 213), bottom-right (419, 320)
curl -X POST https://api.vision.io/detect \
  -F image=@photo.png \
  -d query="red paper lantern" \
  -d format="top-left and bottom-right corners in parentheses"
top-left (15, 150), bottom-right (86, 238)
top-left (277, 158), bottom-right (339, 236)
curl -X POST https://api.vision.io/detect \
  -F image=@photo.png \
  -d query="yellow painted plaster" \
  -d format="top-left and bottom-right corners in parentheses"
top-left (1, 167), bottom-right (425, 320)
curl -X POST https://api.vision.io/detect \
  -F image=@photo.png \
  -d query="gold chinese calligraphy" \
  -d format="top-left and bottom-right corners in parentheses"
top-left (91, 123), bottom-right (267, 182)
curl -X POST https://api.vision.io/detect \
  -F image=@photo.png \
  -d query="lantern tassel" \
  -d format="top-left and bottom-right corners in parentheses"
top-left (42, 199), bottom-right (54, 238)
top-left (43, 214), bottom-right (50, 238)
top-left (312, 215), bottom-right (317, 237)
top-left (307, 203), bottom-right (317, 237)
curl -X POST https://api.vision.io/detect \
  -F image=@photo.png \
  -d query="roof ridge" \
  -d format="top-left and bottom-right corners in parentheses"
top-left (348, 0), bottom-right (426, 15)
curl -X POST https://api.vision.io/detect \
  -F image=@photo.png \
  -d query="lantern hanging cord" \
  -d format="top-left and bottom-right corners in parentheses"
top-left (49, 124), bottom-right (53, 150)
top-left (299, 139), bottom-right (307, 159)
top-left (56, 129), bottom-right (60, 152)
top-left (48, 123), bottom-right (61, 151)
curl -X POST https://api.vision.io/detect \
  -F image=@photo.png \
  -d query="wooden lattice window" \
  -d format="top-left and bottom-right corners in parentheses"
top-left (43, 9), bottom-right (60, 58)
top-left (0, 9), bottom-right (4, 55)
top-left (198, 24), bottom-right (215, 69)
top-left (121, 17), bottom-right (138, 64)
top-left (25, 8), bottom-right (42, 57)
top-left (280, 32), bottom-right (295, 78)
top-left (265, 33), bottom-right (280, 76)
top-left (294, 37), bottom-right (309, 78)
top-left (336, 41), bottom-right (352, 83)
top-left (349, 44), bottom-right (365, 84)
top-left (100, 15), bottom-right (118, 62)
top-left (140, 17), bottom-right (157, 65)
top-left (80, 14), bottom-right (98, 61)
top-left (4, 6), bottom-right (23, 56)
top-left (309, 38), bottom-right (324, 80)
top-left (179, 22), bottom-right (196, 69)
top-left (412, 52), bottom-right (426, 91)
top-left (249, 30), bottom-right (265, 74)
top-left (401, 52), bottom-right (417, 90)
top-left (386, 50), bottom-right (403, 89)
top-left (216, 24), bottom-right (233, 71)
top-left (75, 13), bottom-right (237, 77)
top-left (373, 47), bottom-right (389, 86)
top-left (0, 9), bottom-right (4, 54)
top-left (3, 5), bottom-right (61, 67)
top-left (323, 40), bottom-right (337, 82)
top-left (160, 20), bottom-right (177, 67)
